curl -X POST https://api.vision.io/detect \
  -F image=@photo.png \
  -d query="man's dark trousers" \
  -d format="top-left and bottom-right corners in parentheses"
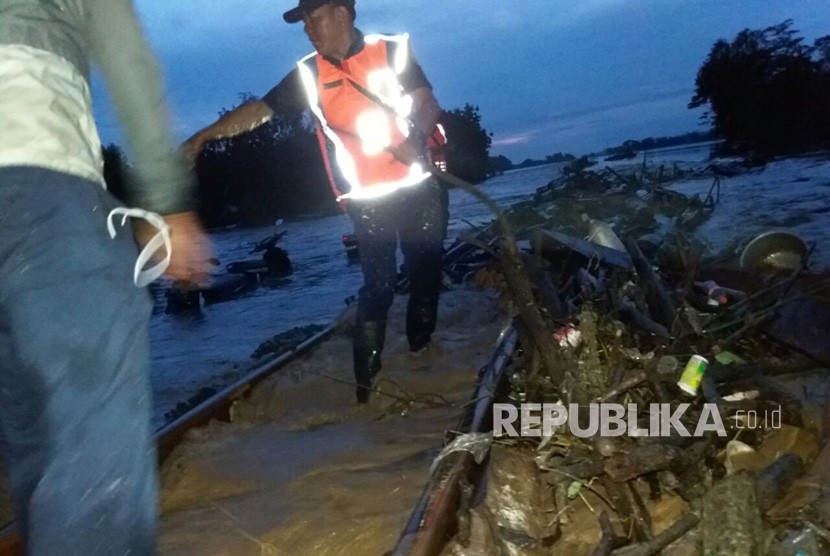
top-left (347, 178), bottom-right (447, 400)
top-left (0, 167), bottom-right (157, 555)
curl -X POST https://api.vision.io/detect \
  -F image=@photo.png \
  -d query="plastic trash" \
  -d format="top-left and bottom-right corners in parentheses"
top-left (714, 350), bottom-right (747, 365)
top-left (723, 439), bottom-right (757, 474)
top-left (694, 280), bottom-right (746, 307)
top-left (585, 217), bottom-right (626, 251)
top-left (429, 432), bottom-right (492, 475)
top-left (699, 280), bottom-right (728, 306)
top-left (554, 325), bottom-right (581, 348)
top-left (677, 355), bottom-right (708, 396)
top-left (772, 527), bottom-right (819, 555)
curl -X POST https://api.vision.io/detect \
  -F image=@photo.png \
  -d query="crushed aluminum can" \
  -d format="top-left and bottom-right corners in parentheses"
top-left (677, 354), bottom-right (708, 396)
top-left (554, 325), bottom-right (581, 348)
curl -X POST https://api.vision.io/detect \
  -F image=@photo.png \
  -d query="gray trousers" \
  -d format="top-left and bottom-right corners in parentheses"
top-left (0, 167), bottom-right (156, 555)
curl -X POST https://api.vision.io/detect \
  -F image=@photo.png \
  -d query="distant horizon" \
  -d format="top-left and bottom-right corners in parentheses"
top-left (498, 129), bottom-right (717, 163)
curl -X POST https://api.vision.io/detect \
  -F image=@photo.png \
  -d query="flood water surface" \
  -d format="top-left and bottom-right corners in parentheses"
top-left (158, 287), bottom-right (508, 555)
top-left (148, 163), bottom-right (563, 428)
top-left (149, 146), bottom-right (830, 430)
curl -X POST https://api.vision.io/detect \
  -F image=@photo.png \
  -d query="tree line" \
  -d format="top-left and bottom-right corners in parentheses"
top-left (690, 19), bottom-right (830, 154)
top-left (104, 100), bottom-right (493, 228)
top-left (484, 19), bottom-right (829, 172)
top-left (104, 19), bottom-right (829, 226)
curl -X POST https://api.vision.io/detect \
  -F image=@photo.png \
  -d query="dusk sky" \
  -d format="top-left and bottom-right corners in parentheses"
top-left (92, 0), bottom-right (830, 162)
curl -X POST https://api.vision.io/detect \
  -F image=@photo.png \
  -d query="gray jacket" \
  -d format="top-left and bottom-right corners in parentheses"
top-left (0, 0), bottom-right (194, 214)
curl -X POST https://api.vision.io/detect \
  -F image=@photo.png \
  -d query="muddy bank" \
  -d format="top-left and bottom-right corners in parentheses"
top-left (157, 286), bottom-right (509, 555)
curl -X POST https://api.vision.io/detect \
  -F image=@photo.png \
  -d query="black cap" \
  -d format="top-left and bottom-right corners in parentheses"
top-left (283, 0), bottom-right (355, 23)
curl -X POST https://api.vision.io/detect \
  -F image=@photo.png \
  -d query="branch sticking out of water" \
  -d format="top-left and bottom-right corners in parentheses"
top-left (426, 166), bottom-right (567, 388)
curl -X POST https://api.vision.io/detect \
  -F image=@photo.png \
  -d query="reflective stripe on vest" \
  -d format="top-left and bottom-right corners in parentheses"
top-left (297, 33), bottom-right (431, 201)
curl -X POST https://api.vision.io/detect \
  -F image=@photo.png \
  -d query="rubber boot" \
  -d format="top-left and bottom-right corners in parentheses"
top-left (353, 321), bottom-right (386, 403)
top-left (406, 296), bottom-right (438, 353)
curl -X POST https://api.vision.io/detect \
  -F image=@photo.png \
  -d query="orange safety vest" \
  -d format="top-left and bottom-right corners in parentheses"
top-left (297, 34), bottom-right (435, 201)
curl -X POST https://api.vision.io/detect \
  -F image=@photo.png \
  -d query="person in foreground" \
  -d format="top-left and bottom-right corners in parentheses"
top-left (0, 0), bottom-right (211, 553)
top-left (184, 0), bottom-right (448, 403)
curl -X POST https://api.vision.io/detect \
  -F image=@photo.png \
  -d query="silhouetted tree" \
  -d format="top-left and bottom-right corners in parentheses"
top-left (440, 104), bottom-right (492, 183)
top-left (816, 35), bottom-right (830, 71)
top-left (690, 20), bottom-right (830, 153)
top-left (194, 93), bottom-right (337, 227)
top-left (545, 152), bottom-right (576, 163)
top-left (192, 97), bottom-right (498, 224)
top-left (599, 131), bottom-right (716, 156)
top-left (487, 154), bottom-right (512, 176)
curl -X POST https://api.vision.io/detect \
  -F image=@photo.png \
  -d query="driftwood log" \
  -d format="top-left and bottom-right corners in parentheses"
top-left (430, 167), bottom-right (567, 386)
top-left (766, 438), bottom-right (830, 526)
top-left (611, 511), bottom-right (700, 556)
top-left (461, 444), bottom-right (559, 555)
top-left (590, 511), bottom-right (627, 556)
top-left (594, 371), bottom-right (648, 403)
top-left (624, 237), bottom-right (678, 334)
top-left (617, 300), bottom-right (671, 339)
top-left (600, 478), bottom-right (652, 543)
top-left (499, 236), bottom-right (569, 386)
top-left (701, 473), bottom-right (765, 555)
top-left (521, 251), bottom-right (567, 321)
top-left (604, 443), bottom-right (686, 483)
top-left (755, 453), bottom-right (805, 512)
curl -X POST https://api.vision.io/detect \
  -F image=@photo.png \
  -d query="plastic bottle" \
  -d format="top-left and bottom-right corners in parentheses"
top-left (701, 280), bottom-right (728, 306)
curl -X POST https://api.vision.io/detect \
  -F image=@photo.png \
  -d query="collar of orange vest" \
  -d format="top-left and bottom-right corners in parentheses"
top-left (319, 28), bottom-right (365, 66)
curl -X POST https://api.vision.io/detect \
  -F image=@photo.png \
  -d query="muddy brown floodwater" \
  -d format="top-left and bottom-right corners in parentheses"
top-left (157, 286), bottom-right (508, 555)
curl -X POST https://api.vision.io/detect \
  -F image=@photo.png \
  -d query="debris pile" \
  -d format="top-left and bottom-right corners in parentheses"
top-left (432, 159), bottom-right (830, 555)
